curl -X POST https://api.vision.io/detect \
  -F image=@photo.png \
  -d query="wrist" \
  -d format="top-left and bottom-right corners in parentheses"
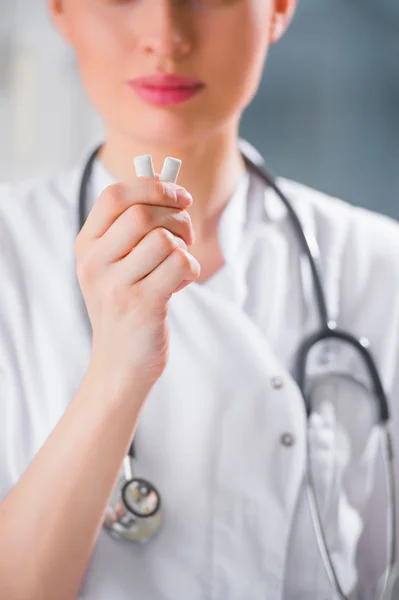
top-left (85, 358), bottom-right (151, 412)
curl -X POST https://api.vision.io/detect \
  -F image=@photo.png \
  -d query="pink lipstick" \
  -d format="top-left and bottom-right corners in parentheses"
top-left (128, 74), bottom-right (205, 107)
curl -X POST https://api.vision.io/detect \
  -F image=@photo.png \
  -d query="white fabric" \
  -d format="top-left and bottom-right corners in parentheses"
top-left (0, 141), bottom-right (398, 600)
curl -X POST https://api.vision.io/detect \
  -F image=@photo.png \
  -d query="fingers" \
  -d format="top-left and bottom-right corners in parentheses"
top-left (139, 246), bottom-right (201, 303)
top-left (96, 203), bottom-right (195, 264)
top-left (78, 178), bottom-right (193, 243)
top-left (116, 227), bottom-right (187, 284)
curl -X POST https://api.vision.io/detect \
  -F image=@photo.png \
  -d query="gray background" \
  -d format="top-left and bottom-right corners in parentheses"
top-left (241, 0), bottom-right (399, 219)
top-left (1, 0), bottom-right (398, 220)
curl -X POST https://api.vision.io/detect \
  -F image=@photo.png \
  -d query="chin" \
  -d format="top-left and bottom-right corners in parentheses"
top-left (124, 112), bottom-right (215, 149)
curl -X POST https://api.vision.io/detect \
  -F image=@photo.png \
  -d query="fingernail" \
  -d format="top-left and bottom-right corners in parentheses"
top-left (176, 189), bottom-right (193, 206)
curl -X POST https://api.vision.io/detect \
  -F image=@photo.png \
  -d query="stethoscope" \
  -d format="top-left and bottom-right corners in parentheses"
top-left (77, 143), bottom-right (397, 598)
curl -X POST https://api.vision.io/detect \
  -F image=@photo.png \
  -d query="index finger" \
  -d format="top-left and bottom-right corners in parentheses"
top-left (80, 178), bottom-right (192, 241)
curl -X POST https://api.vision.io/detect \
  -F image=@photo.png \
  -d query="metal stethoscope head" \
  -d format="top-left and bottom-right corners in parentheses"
top-left (103, 450), bottom-right (162, 543)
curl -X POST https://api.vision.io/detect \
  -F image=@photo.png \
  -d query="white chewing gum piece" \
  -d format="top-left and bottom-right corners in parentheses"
top-left (133, 155), bottom-right (156, 178)
top-left (159, 157), bottom-right (182, 184)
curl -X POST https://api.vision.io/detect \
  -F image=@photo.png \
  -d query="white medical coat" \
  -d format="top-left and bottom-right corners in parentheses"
top-left (0, 141), bottom-right (398, 599)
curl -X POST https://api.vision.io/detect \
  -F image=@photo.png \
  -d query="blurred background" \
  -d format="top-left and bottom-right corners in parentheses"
top-left (0, 0), bottom-right (398, 219)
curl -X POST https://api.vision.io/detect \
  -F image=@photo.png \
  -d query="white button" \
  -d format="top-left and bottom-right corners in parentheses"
top-left (280, 433), bottom-right (295, 447)
top-left (271, 376), bottom-right (284, 389)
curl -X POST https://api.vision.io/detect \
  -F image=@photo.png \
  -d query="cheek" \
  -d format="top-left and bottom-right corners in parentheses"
top-left (69, 9), bottom-right (132, 101)
top-left (199, 10), bottom-right (270, 110)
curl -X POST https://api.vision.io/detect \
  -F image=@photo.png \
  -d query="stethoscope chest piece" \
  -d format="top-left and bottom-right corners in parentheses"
top-left (104, 476), bottom-right (162, 543)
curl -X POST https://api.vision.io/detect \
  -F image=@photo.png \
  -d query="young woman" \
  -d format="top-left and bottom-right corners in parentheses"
top-left (0, 1), bottom-right (398, 599)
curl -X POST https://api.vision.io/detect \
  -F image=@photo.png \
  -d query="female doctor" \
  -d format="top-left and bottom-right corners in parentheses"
top-left (0, 0), bottom-right (398, 599)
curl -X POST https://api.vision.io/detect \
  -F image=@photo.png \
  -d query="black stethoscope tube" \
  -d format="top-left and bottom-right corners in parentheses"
top-left (77, 144), bottom-right (396, 595)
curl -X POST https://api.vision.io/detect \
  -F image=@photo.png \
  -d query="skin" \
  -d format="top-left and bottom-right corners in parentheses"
top-left (48, 0), bottom-right (297, 243)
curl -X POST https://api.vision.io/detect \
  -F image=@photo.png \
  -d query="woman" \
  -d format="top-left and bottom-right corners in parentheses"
top-left (0, 1), bottom-right (398, 599)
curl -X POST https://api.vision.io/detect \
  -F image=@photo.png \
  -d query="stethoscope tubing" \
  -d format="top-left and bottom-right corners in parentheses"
top-left (77, 144), bottom-right (396, 596)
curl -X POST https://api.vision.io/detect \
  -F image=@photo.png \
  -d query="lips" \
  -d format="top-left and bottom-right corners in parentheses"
top-left (128, 74), bottom-right (205, 106)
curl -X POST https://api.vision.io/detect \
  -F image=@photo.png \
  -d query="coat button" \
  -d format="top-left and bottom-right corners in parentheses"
top-left (271, 376), bottom-right (284, 389)
top-left (280, 432), bottom-right (295, 447)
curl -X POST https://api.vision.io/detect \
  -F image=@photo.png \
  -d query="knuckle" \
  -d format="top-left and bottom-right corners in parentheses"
top-left (175, 236), bottom-right (187, 251)
top-left (153, 227), bottom-right (177, 252)
top-left (173, 247), bottom-right (193, 271)
top-left (127, 203), bottom-right (152, 231)
top-left (106, 281), bottom-right (129, 312)
top-left (76, 255), bottom-right (97, 284)
top-left (101, 183), bottom-right (125, 210)
top-left (154, 179), bottom-right (175, 203)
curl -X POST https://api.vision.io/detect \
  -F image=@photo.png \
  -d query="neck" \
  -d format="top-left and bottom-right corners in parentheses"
top-left (97, 124), bottom-right (247, 242)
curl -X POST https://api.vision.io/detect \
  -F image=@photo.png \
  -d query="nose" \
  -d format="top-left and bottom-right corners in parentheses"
top-left (138, 0), bottom-right (193, 61)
